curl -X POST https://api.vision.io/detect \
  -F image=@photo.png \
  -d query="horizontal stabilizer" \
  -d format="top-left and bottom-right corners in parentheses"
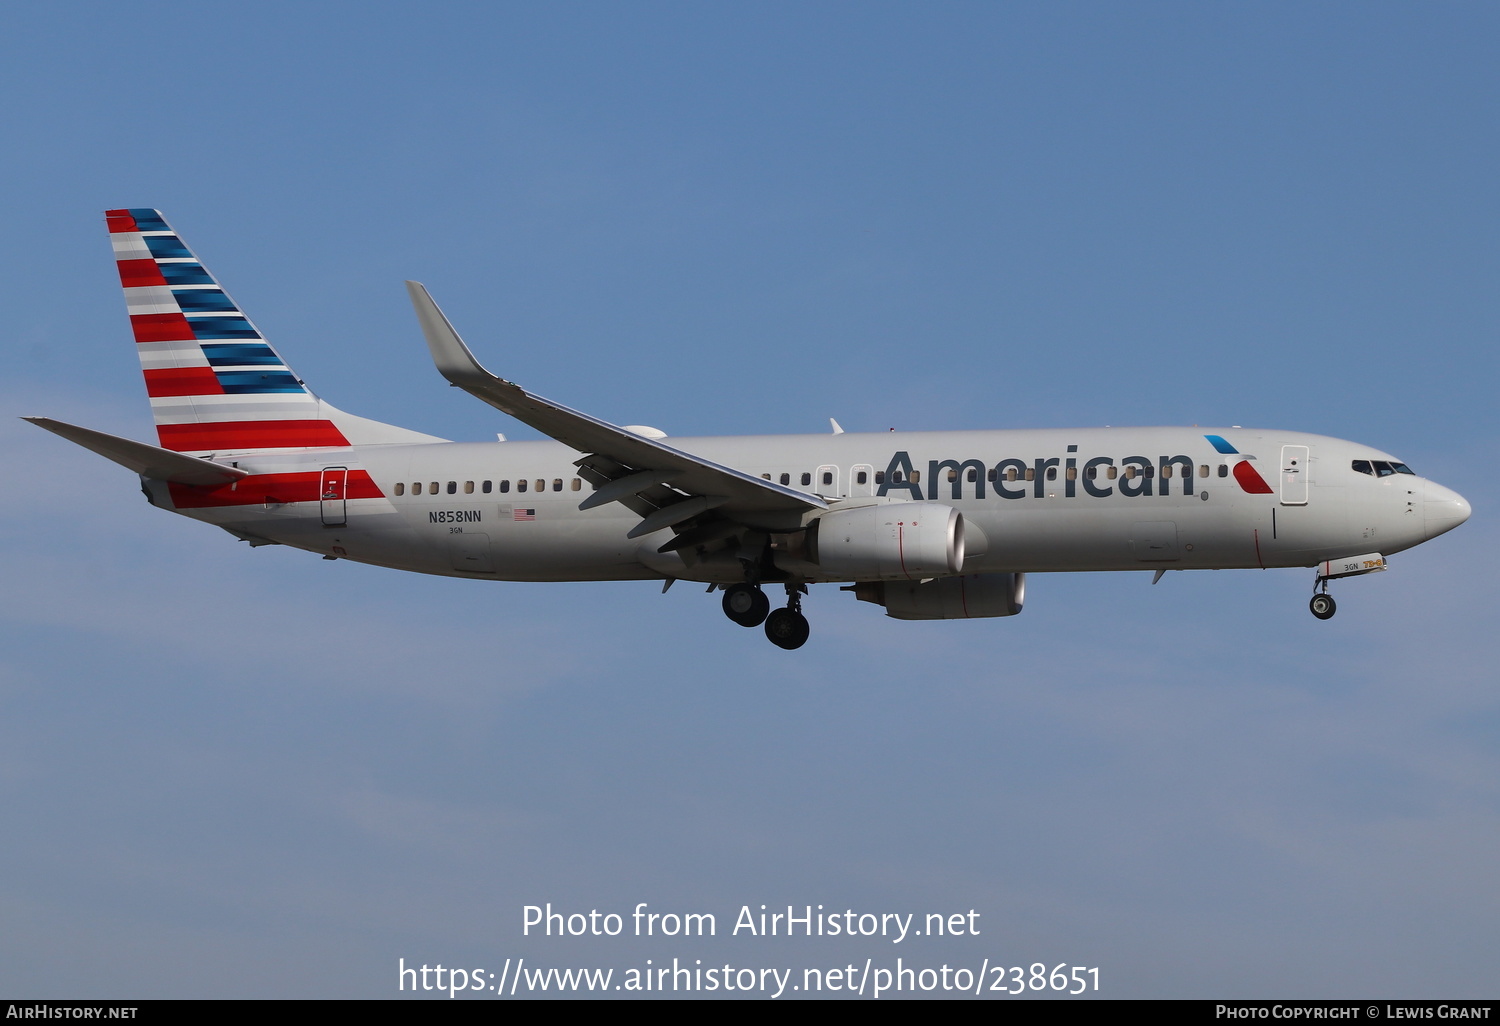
top-left (23, 417), bottom-right (250, 486)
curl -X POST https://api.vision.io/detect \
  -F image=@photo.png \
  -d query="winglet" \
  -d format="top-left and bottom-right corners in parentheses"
top-left (406, 281), bottom-right (510, 389)
top-left (830, 418), bottom-right (845, 435)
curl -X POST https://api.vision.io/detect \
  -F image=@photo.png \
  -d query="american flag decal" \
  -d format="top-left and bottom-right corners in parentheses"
top-left (513, 508), bottom-right (536, 521)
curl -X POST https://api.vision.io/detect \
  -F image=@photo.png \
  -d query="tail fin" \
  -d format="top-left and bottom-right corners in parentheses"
top-left (106, 208), bottom-right (442, 455)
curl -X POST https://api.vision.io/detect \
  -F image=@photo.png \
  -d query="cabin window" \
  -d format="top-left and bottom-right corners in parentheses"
top-left (1005, 468), bottom-right (1017, 482)
top-left (1066, 467), bottom-right (1077, 480)
top-left (552, 479), bottom-right (562, 491)
top-left (761, 473), bottom-right (771, 480)
top-left (910, 471), bottom-right (920, 483)
top-left (464, 481), bottom-right (475, 494)
top-left (394, 482), bottom-right (405, 496)
top-left (517, 479), bottom-right (528, 492)
top-left (947, 469), bottom-right (958, 482)
top-left (967, 468), bottom-right (978, 483)
top-left (822, 471), bottom-right (833, 486)
top-left (1107, 466), bottom-right (1118, 480)
top-left (1025, 468), bottom-right (1035, 482)
top-left (1085, 466), bottom-right (1096, 480)
top-left (987, 469), bottom-right (996, 482)
top-left (780, 473), bottom-right (790, 485)
top-left (801, 472), bottom-right (811, 486)
top-left (429, 482), bottom-right (439, 494)
top-left (876, 471), bottom-right (886, 484)
top-left (1218, 464), bottom-right (1229, 478)
top-left (1161, 466), bottom-right (1172, 479)
top-left (535, 479), bottom-right (545, 492)
top-left (447, 481), bottom-right (457, 494)
top-left (571, 478), bottom-right (581, 491)
top-left (1199, 464), bottom-right (1209, 478)
top-left (500, 480), bottom-right (510, 493)
top-left (482, 480), bottom-right (492, 493)
top-left (1125, 466), bottom-right (1137, 479)
top-left (1143, 465), bottom-right (1153, 478)
top-left (892, 471), bottom-right (904, 484)
top-left (1046, 467), bottom-right (1057, 481)
top-left (856, 470), bottom-right (868, 484)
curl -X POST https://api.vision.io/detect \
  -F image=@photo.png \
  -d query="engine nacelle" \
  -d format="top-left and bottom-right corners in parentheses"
top-left (854, 573), bottom-right (1026, 620)
top-left (808, 502), bottom-right (965, 580)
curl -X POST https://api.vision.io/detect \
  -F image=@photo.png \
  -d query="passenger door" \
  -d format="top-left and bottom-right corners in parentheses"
top-left (1280, 445), bottom-right (1309, 506)
top-left (319, 466), bottom-right (348, 526)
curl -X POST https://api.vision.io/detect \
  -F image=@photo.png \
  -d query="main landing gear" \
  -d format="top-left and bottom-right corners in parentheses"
top-left (722, 582), bottom-right (770, 627)
top-left (720, 582), bottom-right (810, 649)
top-left (764, 585), bottom-right (811, 650)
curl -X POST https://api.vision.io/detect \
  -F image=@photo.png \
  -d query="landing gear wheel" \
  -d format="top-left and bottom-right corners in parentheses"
top-left (764, 607), bottom-right (810, 650)
top-left (1309, 593), bottom-right (1337, 620)
top-left (722, 584), bottom-right (769, 627)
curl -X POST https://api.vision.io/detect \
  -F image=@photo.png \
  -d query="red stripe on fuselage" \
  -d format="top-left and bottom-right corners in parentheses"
top-left (117, 258), bottom-right (167, 288)
top-left (156, 420), bottom-right (351, 452)
top-left (143, 367), bottom-right (224, 397)
top-left (1233, 461), bottom-right (1274, 494)
top-left (131, 312), bottom-right (195, 343)
top-left (169, 469), bottom-right (384, 509)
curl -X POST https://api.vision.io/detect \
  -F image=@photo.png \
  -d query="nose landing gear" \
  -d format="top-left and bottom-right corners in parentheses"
top-left (1307, 552), bottom-right (1385, 620)
top-left (1309, 591), bottom-right (1337, 620)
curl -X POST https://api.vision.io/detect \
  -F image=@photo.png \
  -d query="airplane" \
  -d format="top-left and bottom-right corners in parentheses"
top-left (25, 209), bottom-right (1472, 650)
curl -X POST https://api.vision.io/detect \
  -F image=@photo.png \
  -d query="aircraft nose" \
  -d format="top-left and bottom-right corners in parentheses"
top-left (1423, 481), bottom-right (1472, 540)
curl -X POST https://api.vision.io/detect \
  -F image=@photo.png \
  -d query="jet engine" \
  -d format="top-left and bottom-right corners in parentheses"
top-left (852, 573), bottom-right (1026, 620)
top-left (807, 502), bottom-right (965, 580)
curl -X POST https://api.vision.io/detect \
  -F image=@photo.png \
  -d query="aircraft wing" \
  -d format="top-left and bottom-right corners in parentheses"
top-left (24, 417), bottom-right (250, 487)
top-left (407, 283), bottom-right (826, 537)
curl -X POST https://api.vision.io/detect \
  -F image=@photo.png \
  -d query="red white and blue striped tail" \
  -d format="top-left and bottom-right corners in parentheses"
top-left (106, 208), bottom-right (441, 455)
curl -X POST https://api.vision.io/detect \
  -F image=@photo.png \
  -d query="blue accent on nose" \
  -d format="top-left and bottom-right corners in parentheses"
top-left (1204, 434), bottom-right (1238, 454)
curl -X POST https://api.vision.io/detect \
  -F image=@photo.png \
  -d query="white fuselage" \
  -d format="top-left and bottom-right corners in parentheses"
top-left (147, 426), bottom-right (1468, 585)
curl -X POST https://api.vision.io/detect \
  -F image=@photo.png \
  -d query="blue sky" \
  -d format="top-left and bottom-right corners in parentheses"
top-left (3, 1), bottom-right (1496, 998)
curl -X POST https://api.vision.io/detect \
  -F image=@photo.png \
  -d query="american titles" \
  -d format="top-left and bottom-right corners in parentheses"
top-left (877, 449), bottom-right (1247, 500)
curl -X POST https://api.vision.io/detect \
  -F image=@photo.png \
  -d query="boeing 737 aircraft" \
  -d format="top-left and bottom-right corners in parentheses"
top-left (26, 210), bottom-right (1472, 649)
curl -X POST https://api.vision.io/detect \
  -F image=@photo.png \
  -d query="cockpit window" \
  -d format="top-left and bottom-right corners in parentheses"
top-left (1355, 459), bottom-right (1414, 477)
